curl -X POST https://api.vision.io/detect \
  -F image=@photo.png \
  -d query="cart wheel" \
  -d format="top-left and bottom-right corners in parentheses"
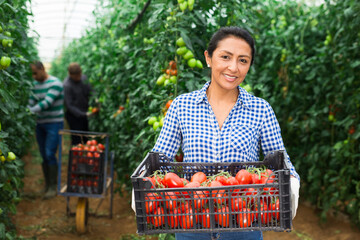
top-left (76, 197), bottom-right (88, 233)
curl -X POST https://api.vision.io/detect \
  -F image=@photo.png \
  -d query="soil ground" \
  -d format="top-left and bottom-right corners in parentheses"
top-left (12, 137), bottom-right (360, 240)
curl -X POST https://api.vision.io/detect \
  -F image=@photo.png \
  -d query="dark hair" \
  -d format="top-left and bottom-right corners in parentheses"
top-left (31, 60), bottom-right (44, 70)
top-left (68, 62), bottom-right (82, 75)
top-left (207, 26), bottom-right (255, 65)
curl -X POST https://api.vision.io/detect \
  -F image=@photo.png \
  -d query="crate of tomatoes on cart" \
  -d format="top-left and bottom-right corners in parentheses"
top-left (67, 139), bottom-right (106, 195)
top-left (131, 150), bottom-right (292, 235)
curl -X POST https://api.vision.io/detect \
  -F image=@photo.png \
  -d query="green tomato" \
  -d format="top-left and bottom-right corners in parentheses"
top-left (0, 26), bottom-right (2, 33)
top-left (164, 79), bottom-right (171, 86)
top-left (196, 60), bottom-right (203, 69)
top-left (180, 2), bottom-right (188, 11)
top-left (7, 152), bottom-right (16, 161)
top-left (176, 37), bottom-right (186, 47)
top-left (2, 39), bottom-right (8, 47)
top-left (170, 76), bottom-right (177, 84)
top-left (0, 56), bottom-right (8, 67)
top-left (187, 58), bottom-right (197, 68)
top-left (183, 50), bottom-right (194, 60)
top-left (188, 0), bottom-right (194, 10)
top-left (177, 0), bottom-right (184, 3)
top-left (148, 116), bottom-right (158, 126)
top-left (0, 156), bottom-right (5, 162)
top-left (153, 121), bottom-right (160, 131)
top-left (176, 46), bottom-right (188, 56)
top-left (5, 57), bottom-right (11, 67)
top-left (4, 31), bottom-right (11, 37)
top-left (328, 114), bottom-right (335, 122)
top-left (156, 75), bottom-right (166, 85)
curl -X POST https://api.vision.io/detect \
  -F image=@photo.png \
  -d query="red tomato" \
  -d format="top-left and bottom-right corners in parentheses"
top-left (235, 169), bottom-right (252, 185)
top-left (165, 191), bottom-right (178, 212)
top-left (152, 175), bottom-right (165, 188)
top-left (224, 176), bottom-right (239, 186)
top-left (165, 100), bottom-right (173, 109)
top-left (89, 146), bottom-right (97, 152)
top-left (191, 172), bottom-right (207, 183)
top-left (200, 208), bottom-right (211, 228)
top-left (208, 180), bottom-right (226, 204)
top-left (215, 176), bottom-right (227, 185)
top-left (144, 177), bottom-right (156, 188)
top-left (151, 207), bottom-right (165, 227)
top-left (179, 208), bottom-right (196, 229)
top-left (251, 172), bottom-right (262, 184)
top-left (182, 181), bottom-right (200, 198)
top-left (237, 208), bottom-right (254, 228)
top-left (216, 206), bottom-right (230, 227)
top-left (164, 172), bottom-right (184, 188)
top-left (270, 198), bottom-right (280, 220)
top-left (86, 140), bottom-right (92, 146)
top-left (87, 152), bottom-right (94, 158)
top-left (97, 143), bottom-right (105, 150)
top-left (168, 208), bottom-right (179, 228)
top-left (94, 152), bottom-right (100, 158)
top-left (231, 196), bottom-right (246, 212)
top-left (260, 204), bottom-right (272, 224)
top-left (193, 191), bottom-right (208, 211)
top-left (90, 139), bottom-right (98, 146)
top-left (145, 193), bottom-right (160, 214)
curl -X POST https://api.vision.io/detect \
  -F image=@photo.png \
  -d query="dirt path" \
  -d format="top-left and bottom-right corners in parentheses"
top-left (13, 144), bottom-right (360, 240)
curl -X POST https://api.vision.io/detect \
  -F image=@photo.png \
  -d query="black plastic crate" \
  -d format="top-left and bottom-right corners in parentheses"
top-left (66, 149), bottom-right (105, 195)
top-left (131, 151), bottom-right (291, 235)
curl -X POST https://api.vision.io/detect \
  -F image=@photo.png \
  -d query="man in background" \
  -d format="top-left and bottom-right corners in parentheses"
top-left (29, 61), bottom-right (64, 199)
top-left (63, 62), bottom-right (92, 145)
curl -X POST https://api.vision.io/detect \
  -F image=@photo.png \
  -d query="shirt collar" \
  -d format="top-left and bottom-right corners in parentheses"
top-left (195, 81), bottom-right (252, 110)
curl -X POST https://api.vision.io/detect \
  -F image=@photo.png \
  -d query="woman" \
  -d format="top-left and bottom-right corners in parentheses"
top-left (152, 26), bottom-right (300, 240)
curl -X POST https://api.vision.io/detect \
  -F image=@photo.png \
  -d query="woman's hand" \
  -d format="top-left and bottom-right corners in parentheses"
top-left (290, 177), bottom-right (300, 219)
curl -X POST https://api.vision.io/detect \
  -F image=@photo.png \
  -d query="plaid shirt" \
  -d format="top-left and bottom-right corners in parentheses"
top-left (153, 81), bottom-right (300, 180)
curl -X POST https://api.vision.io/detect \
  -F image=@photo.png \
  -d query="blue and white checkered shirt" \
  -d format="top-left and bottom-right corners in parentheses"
top-left (153, 81), bottom-right (300, 180)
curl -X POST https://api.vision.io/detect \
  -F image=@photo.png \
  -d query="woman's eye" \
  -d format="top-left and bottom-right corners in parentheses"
top-left (221, 55), bottom-right (230, 59)
top-left (240, 59), bottom-right (248, 63)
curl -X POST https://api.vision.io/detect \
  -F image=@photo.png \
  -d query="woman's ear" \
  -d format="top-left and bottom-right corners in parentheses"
top-left (204, 50), bottom-right (211, 68)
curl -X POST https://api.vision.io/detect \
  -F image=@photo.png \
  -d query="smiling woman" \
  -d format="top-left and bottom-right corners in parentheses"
top-left (152, 26), bottom-right (300, 240)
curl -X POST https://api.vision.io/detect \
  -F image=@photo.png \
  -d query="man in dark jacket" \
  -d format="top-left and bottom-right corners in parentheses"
top-left (64, 62), bottom-right (92, 145)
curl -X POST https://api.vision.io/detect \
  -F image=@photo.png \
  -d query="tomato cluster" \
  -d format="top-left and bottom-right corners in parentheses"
top-left (68, 139), bottom-right (105, 194)
top-left (142, 167), bottom-right (282, 230)
top-left (0, 29), bottom-right (13, 70)
top-left (0, 123), bottom-right (16, 163)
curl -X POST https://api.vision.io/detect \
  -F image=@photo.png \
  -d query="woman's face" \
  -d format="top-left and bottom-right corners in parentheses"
top-left (205, 36), bottom-right (252, 91)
